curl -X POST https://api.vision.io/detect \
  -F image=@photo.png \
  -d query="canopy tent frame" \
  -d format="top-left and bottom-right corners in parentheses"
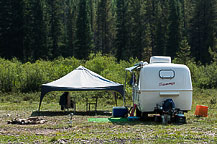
top-left (38, 66), bottom-right (124, 111)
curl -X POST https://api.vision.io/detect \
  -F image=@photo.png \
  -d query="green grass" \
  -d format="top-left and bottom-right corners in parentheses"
top-left (0, 89), bottom-right (216, 143)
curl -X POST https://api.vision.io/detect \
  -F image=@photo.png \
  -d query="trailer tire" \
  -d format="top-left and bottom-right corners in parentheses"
top-left (136, 108), bottom-right (141, 117)
top-left (141, 112), bottom-right (148, 120)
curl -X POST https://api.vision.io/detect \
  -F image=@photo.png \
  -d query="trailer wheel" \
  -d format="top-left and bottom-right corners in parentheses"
top-left (136, 108), bottom-right (141, 117)
top-left (141, 112), bottom-right (148, 120)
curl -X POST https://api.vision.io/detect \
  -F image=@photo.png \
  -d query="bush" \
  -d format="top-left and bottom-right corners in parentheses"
top-left (186, 61), bottom-right (217, 88)
top-left (0, 54), bottom-right (216, 102)
top-left (0, 58), bottom-right (21, 92)
top-left (0, 57), bottom-right (83, 93)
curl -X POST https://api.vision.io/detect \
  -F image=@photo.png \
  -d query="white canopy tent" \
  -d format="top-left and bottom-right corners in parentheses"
top-left (38, 66), bottom-right (124, 110)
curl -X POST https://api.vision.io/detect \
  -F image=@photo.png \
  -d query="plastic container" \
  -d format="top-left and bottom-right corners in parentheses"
top-left (195, 105), bottom-right (208, 117)
top-left (112, 107), bottom-right (128, 117)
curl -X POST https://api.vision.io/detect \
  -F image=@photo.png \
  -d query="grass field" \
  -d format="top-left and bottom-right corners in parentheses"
top-left (0, 89), bottom-right (216, 143)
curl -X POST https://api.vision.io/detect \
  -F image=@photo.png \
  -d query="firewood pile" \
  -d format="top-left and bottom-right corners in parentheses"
top-left (7, 117), bottom-right (46, 125)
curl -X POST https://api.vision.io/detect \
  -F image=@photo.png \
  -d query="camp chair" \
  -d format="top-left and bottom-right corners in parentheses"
top-left (86, 96), bottom-right (98, 115)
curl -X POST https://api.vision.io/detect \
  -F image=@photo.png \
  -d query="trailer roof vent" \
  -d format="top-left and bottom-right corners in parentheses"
top-left (150, 56), bottom-right (171, 64)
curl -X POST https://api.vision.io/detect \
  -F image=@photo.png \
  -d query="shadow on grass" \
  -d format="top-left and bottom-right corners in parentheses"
top-left (109, 116), bottom-right (186, 126)
top-left (110, 117), bottom-right (161, 126)
top-left (31, 110), bottom-right (112, 117)
top-left (87, 117), bottom-right (162, 126)
top-left (110, 121), bottom-right (157, 125)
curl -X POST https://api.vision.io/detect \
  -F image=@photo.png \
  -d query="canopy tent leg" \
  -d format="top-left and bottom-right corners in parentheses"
top-left (123, 71), bottom-right (127, 106)
top-left (38, 98), bottom-right (43, 111)
top-left (115, 92), bottom-right (118, 106)
top-left (38, 89), bottom-right (50, 111)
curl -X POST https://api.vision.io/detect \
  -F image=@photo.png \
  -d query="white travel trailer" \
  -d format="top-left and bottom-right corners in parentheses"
top-left (126, 56), bottom-right (193, 123)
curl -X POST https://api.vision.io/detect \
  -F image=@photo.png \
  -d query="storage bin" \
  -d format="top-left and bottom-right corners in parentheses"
top-left (112, 107), bottom-right (128, 117)
top-left (195, 105), bottom-right (208, 117)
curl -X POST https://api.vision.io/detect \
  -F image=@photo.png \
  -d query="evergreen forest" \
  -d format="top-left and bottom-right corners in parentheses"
top-left (0, 0), bottom-right (216, 64)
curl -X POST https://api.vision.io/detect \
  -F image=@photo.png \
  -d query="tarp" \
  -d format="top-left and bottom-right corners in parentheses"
top-left (38, 66), bottom-right (124, 110)
top-left (88, 117), bottom-right (128, 123)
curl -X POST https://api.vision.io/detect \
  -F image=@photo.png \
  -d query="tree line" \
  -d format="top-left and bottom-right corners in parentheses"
top-left (0, 0), bottom-right (216, 64)
top-left (0, 54), bottom-right (216, 95)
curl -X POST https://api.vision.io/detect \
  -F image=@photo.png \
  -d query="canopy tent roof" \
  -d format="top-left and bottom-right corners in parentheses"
top-left (38, 66), bottom-right (124, 110)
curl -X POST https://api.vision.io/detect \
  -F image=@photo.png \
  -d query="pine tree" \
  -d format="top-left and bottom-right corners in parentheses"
top-left (127, 0), bottom-right (150, 60)
top-left (143, 23), bottom-right (152, 62)
top-left (75, 0), bottom-right (93, 59)
top-left (0, 0), bottom-right (25, 60)
top-left (115, 0), bottom-right (130, 61)
top-left (166, 0), bottom-right (182, 59)
top-left (208, 38), bottom-right (217, 63)
top-left (48, 0), bottom-right (63, 58)
top-left (0, 0), bottom-right (13, 58)
top-left (175, 37), bottom-right (192, 64)
top-left (64, 0), bottom-right (78, 57)
top-left (89, 0), bottom-right (97, 33)
top-left (190, 0), bottom-right (217, 64)
top-left (96, 0), bottom-right (115, 54)
top-left (145, 0), bottom-right (163, 56)
top-left (31, 0), bottom-right (50, 60)
top-left (155, 0), bottom-right (169, 56)
top-left (180, 0), bottom-right (194, 37)
top-left (23, 0), bottom-right (37, 61)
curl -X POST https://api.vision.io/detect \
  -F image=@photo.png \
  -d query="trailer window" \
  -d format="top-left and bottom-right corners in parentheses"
top-left (159, 70), bottom-right (175, 79)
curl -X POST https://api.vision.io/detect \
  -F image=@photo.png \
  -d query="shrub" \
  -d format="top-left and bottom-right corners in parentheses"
top-left (186, 61), bottom-right (217, 88)
top-left (0, 54), bottom-right (216, 102)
